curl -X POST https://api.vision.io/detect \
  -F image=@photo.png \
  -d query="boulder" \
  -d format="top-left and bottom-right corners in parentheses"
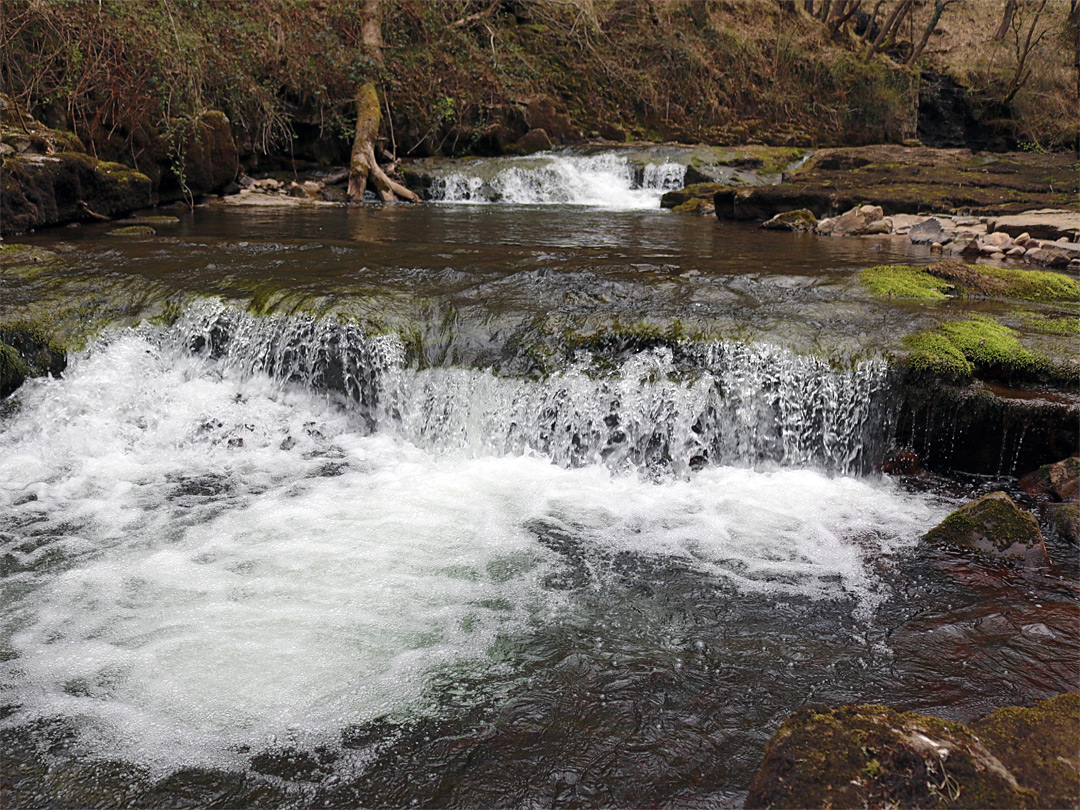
top-left (512, 128), bottom-right (553, 155)
top-left (159, 110), bottom-right (239, 200)
top-left (1025, 246), bottom-right (1072, 269)
top-left (816, 204), bottom-right (885, 236)
top-left (761, 208), bottom-right (818, 232)
top-left (745, 703), bottom-right (1040, 809)
top-left (908, 217), bottom-right (947, 245)
top-left (1018, 457), bottom-right (1080, 502)
top-left (922, 491), bottom-right (1048, 566)
top-left (1040, 503), bottom-right (1080, 571)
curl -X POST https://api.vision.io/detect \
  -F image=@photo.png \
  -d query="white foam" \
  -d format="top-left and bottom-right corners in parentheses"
top-left (430, 153), bottom-right (685, 208)
top-left (0, 327), bottom-right (945, 771)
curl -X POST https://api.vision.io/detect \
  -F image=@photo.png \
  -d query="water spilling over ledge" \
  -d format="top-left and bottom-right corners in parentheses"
top-left (174, 301), bottom-right (891, 476)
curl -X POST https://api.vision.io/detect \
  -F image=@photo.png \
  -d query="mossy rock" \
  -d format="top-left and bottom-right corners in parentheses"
top-left (971, 693), bottom-right (1080, 810)
top-left (761, 208), bottom-right (818, 232)
top-left (922, 491), bottom-right (1047, 565)
top-left (115, 215), bottom-right (180, 226)
top-left (107, 225), bottom-right (156, 236)
top-left (1016, 312), bottom-right (1080, 336)
top-left (745, 703), bottom-right (1037, 809)
top-left (901, 316), bottom-right (1072, 387)
top-left (861, 262), bottom-right (1080, 303)
top-left (671, 197), bottom-right (713, 215)
top-left (0, 322), bottom-right (66, 398)
top-left (660, 182), bottom-right (725, 209)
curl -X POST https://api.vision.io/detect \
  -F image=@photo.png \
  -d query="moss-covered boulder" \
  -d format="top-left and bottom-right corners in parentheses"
top-left (761, 208), bottom-right (818, 232)
top-left (922, 491), bottom-right (1047, 566)
top-left (0, 322), bottom-right (66, 398)
top-left (746, 695), bottom-right (1079, 810)
top-left (745, 704), bottom-right (1035, 809)
top-left (106, 225), bottom-right (157, 237)
top-left (971, 693), bottom-right (1080, 810)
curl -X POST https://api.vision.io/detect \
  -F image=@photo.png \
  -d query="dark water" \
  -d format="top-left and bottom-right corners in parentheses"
top-left (2, 201), bottom-right (1076, 809)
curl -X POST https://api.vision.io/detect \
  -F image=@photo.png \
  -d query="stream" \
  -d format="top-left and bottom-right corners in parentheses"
top-left (2, 150), bottom-right (1076, 809)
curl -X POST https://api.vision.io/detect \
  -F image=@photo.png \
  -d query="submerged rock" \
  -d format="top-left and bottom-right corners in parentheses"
top-left (922, 491), bottom-right (1047, 566)
top-left (746, 695), bottom-right (1080, 810)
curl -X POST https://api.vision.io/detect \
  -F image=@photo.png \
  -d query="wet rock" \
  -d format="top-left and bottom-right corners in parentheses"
top-left (761, 208), bottom-right (817, 232)
top-left (1019, 457), bottom-right (1080, 502)
top-left (880, 448), bottom-right (923, 476)
top-left (0, 322), bottom-right (66, 399)
top-left (922, 491), bottom-right (1048, 566)
top-left (1025, 246), bottom-right (1072, 269)
top-left (970, 693), bottom-right (1080, 810)
top-left (106, 225), bottom-right (156, 236)
top-left (1040, 503), bottom-right (1080, 571)
top-left (745, 703), bottom-right (1035, 809)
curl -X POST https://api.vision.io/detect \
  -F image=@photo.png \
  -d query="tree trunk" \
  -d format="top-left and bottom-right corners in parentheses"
top-left (864, 0), bottom-right (912, 61)
top-left (347, 0), bottom-right (419, 203)
top-left (906, 0), bottom-right (952, 67)
top-left (992, 0), bottom-right (1017, 41)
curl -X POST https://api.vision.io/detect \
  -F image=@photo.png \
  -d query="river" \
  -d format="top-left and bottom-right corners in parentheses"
top-left (2, 151), bottom-right (1076, 808)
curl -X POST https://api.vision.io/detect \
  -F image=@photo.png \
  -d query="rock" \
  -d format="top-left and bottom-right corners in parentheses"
top-left (880, 448), bottom-right (923, 475)
top-left (106, 225), bottom-right (156, 236)
top-left (1019, 457), bottom-right (1080, 502)
top-left (162, 110), bottom-right (239, 199)
top-left (816, 204), bottom-right (883, 236)
top-left (744, 703), bottom-right (1039, 810)
top-left (1025, 247), bottom-right (1072, 269)
top-left (890, 213), bottom-right (926, 234)
top-left (1006, 246), bottom-right (1026, 257)
top-left (865, 219), bottom-right (891, 235)
top-left (922, 491), bottom-right (1048, 566)
top-left (761, 208), bottom-right (817, 232)
top-left (990, 251), bottom-right (1005, 260)
top-left (930, 241), bottom-right (944, 252)
top-left (985, 231), bottom-right (1012, 247)
top-left (0, 322), bottom-right (66, 399)
top-left (946, 233), bottom-right (980, 255)
top-left (1014, 231), bottom-right (1031, 246)
top-left (990, 209), bottom-right (1080, 242)
top-left (908, 217), bottom-right (946, 245)
top-left (970, 693), bottom-right (1080, 810)
top-left (1040, 503), bottom-right (1080, 571)
top-left (857, 203), bottom-right (884, 221)
top-left (512, 127), bottom-right (553, 155)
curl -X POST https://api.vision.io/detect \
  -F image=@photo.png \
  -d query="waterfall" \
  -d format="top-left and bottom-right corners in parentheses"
top-left (170, 302), bottom-right (890, 475)
top-left (426, 152), bottom-right (686, 208)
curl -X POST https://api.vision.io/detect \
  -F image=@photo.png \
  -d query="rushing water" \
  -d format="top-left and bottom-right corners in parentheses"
top-left (2, 153), bottom-right (1077, 808)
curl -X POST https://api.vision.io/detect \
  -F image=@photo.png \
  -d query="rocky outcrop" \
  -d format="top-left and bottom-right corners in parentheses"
top-left (746, 694), bottom-right (1079, 810)
top-left (705, 146), bottom-right (1078, 223)
top-left (922, 492), bottom-right (1048, 567)
top-left (1, 95), bottom-right (153, 235)
top-left (1019, 457), bottom-right (1080, 503)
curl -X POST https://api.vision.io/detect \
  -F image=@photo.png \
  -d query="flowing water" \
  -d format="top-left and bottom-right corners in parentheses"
top-left (2, 153), bottom-right (1077, 809)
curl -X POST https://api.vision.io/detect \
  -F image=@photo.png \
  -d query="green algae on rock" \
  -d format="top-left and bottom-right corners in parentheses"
top-left (0, 321), bottom-right (67, 398)
top-left (922, 491), bottom-right (1047, 565)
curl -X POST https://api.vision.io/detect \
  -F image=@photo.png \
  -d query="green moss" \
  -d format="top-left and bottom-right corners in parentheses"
top-left (0, 340), bottom-right (30, 397)
top-left (940, 316), bottom-right (1049, 379)
top-left (1017, 312), bottom-right (1080, 335)
top-left (862, 265), bottom-right (951, 299)
top-left (107, 225), bottom-right (156, 236)
top-left (902, 316), bottom-right (1072, 385)
top-left (923, 491), bottom-right (1043, 559)
top-left (862, 262), bottom-right (1080, 303)
top-left (902, 330), bottom-right (974, 383)
top-left (672, 197), bottom-right (712, 214)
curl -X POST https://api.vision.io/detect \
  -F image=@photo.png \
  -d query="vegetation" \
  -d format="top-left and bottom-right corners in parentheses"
top-left (862, 262), bottom-right (1080, 302)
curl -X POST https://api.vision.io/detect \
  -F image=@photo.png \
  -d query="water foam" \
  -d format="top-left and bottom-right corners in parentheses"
top-left (428, 152), bottom-right (685, 208)
top-left (0, 315), bottom-right (945, 772)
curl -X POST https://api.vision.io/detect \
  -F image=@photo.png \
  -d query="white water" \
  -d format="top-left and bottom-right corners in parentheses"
top-left (0, 312), bottom-right (947, 772)
top-left (427, 152), bottom-right (685, 208)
